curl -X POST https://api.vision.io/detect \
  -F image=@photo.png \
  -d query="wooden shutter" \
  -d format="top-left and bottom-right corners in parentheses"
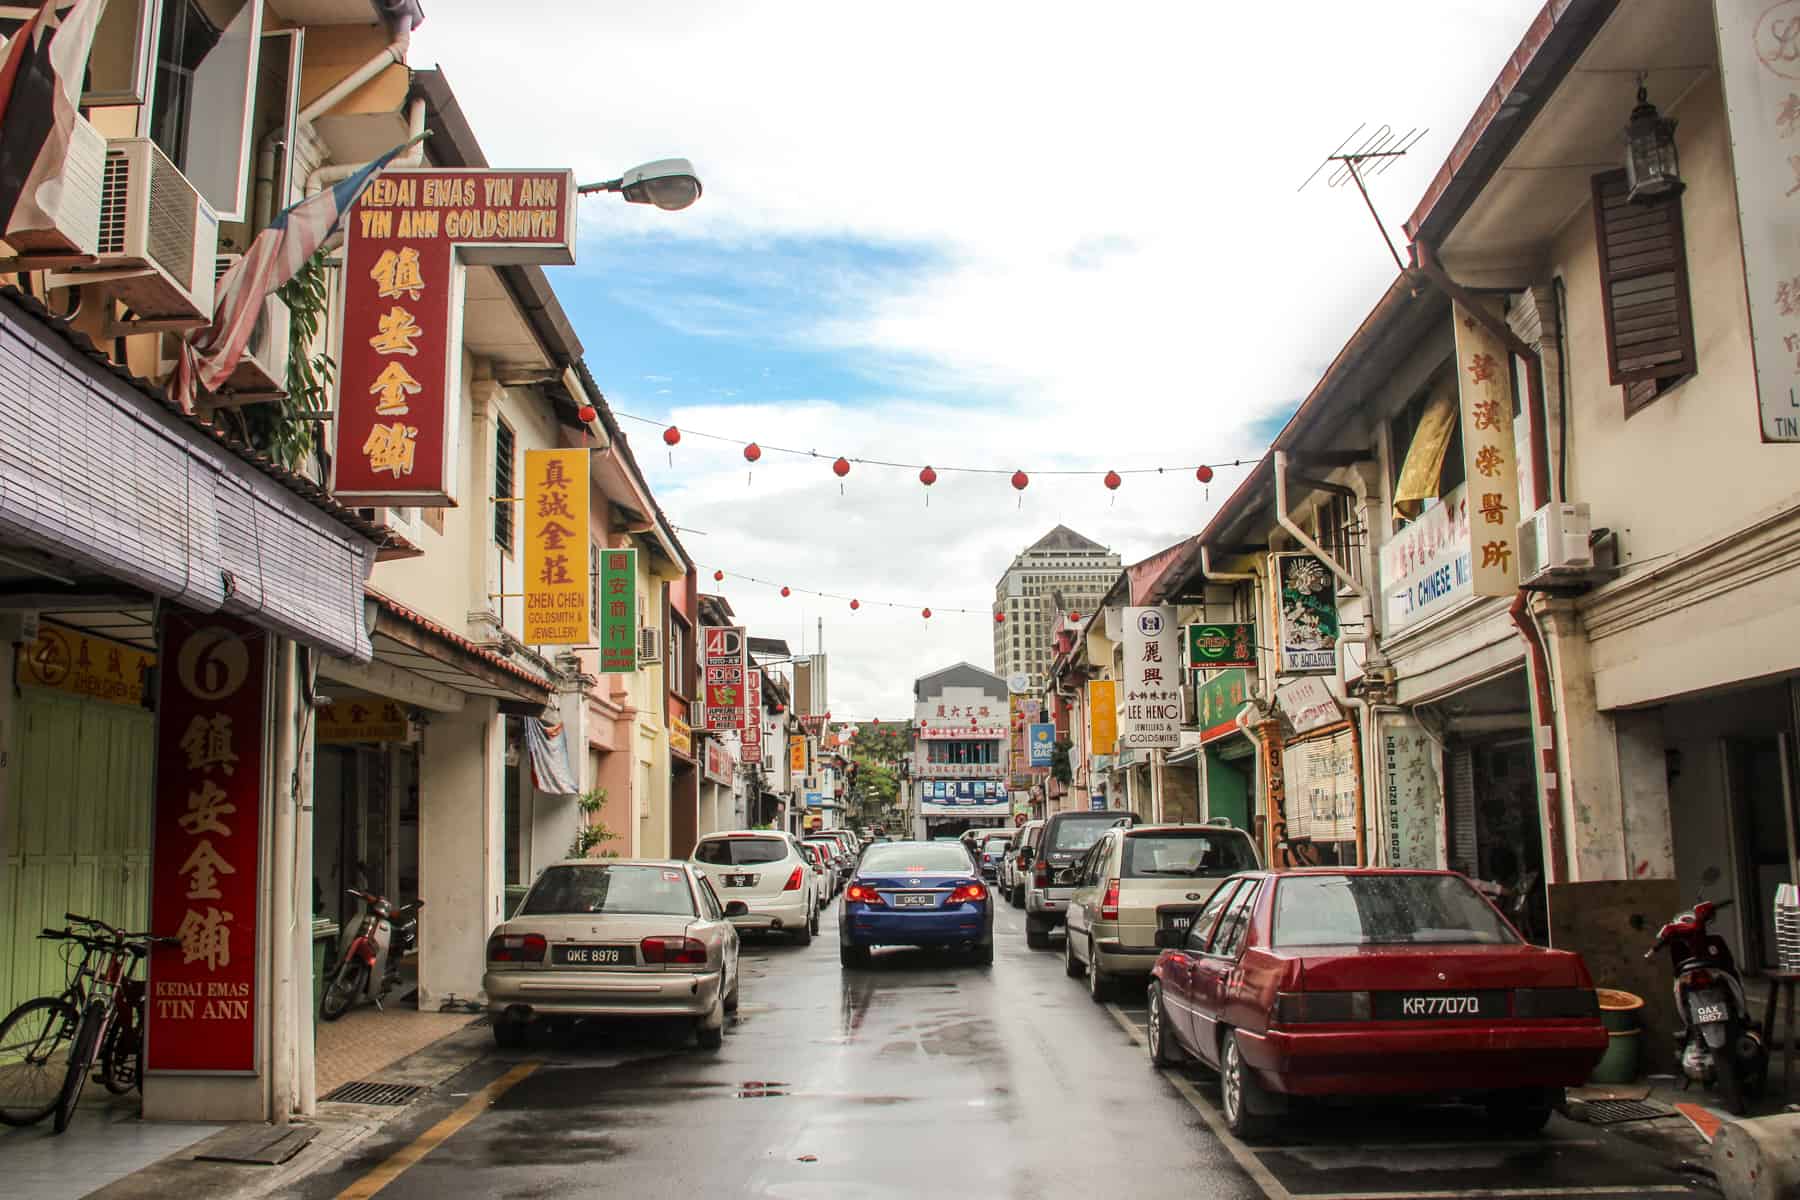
top-left (1592, 169), bottom-right (1696, 386)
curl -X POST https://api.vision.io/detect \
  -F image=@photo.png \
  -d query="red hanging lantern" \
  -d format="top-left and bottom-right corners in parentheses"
top-left (994, 611), bottom-right (1005, 624)
top-left (850, 598), bottom-right (860, 611)
top-left (662, 425), bottom-right (680, 466)
top-left (780, 586), bottom-right (791, 597)
top-left (712, 569), bottom-right (724, 582)
top-left (1196, 464), bottom-right (1214, 484)
top-left (918, 464), bottom-right (937, 508)
top-left (744, 442), bottom-right (761, 462)
top-left (1011, 469), bottom-right (1029, 508)
top-left (832, 456), bottom-right (851, 495)
top-left (1069, 611), bottom-right (1082, 622)
top-left (577, 404), bottom-right (597, 424)
top-left (922, 607), bottom-right (932, 619)
top-left (1103, 469), bottom-right (1121, 507)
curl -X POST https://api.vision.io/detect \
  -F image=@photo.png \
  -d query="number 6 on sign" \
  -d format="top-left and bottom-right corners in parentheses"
top-left (175, 627), bottom-right (251, 701)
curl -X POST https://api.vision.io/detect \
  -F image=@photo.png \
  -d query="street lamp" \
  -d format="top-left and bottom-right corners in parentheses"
top-left (577, 158), bottom-right (703, 211)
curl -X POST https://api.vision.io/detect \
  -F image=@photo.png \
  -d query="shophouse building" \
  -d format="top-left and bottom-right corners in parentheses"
top-left (911, 663), bottom-right (1010, 838)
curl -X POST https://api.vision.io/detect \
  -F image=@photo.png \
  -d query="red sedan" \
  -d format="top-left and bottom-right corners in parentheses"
top-left (1146, 868), bottom-right (1607, 1139)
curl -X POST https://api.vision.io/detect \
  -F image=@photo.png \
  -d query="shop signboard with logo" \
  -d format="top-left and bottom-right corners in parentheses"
top-left (1087, 679), bottom-right (1117, 754)
top-left (146, 614), bottom-right (269, 1074)
top-left (741, 672), bottom-right (762, 761)
top-left (1027, 722), bottom-right (1054, 766)
top-left (1383, 716), bottom-right (1442, 869)
top-left (1120, 606), bottom-right (1181, 749)
top-left (1274, 554), bottom-right (1338, 673)
top-left (1382, 484), bottom-right (1472, 634)
top-left (522, 448), bottom-right (590, 646)
top-left (1280, 727), bottom-right (1360, 862)
top-left (596, 548), bottom-right (637, 672)
top-left (1275, 676), bottom-right (1343, 737)
top-left (702, 626), bottom-right (747, 731)
top-left (15, 625), bottom-right (152, 707)
top-left (788, 736), bottom-right (807, 774)
top-left (1453, 300), bottom-right (1522, 594)
top-left (1185, 623), bottom-right (1256, 673)
top-left (1195, 669), bottom-right (1249, 744)
top-left (670, 715), bottom-right (693, 758)
top-left (704, 736), bottom-right (735, 785)
top-left (919, 778), bottom-right (1007, 816)
top-left (332, 169), bottom-right (577, 504)
top-left (318, 698), bottom-right (408, 743)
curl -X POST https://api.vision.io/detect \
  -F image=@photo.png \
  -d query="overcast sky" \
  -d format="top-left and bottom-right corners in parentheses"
top-left (412, 1), bottom-right (1544, 718)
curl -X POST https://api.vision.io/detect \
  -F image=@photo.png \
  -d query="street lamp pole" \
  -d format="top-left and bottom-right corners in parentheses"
top-left (577, 158), bottom-right (703, 211)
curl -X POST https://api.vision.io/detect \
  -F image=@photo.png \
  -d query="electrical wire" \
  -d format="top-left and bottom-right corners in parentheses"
top-left (703, 564), bottom-right (1000, 616)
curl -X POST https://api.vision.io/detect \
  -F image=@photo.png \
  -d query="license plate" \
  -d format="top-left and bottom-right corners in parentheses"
top-left (1158, 909), bottom-right (1197, 933)
top-left (1374, 990), bottom-right (1504, 1019)
top-left (723, 874), bottom-right (757, 887)
top-left (552, 944), bottom-right (634, 966)
top-left (894, 893), bottom-right (935, 909)
top-left (1693, 1003), bottom-right (1728, 1023)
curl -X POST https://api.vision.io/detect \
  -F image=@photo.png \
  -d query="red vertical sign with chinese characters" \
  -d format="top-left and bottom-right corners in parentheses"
top-left (741, 670), bottom-right (762, 762)
top-left (701, 626), bottom-right (747, 731)
top-left (146, 613), bottom-right (268, 1074)
top-left (330, 169), bottom-right (576, 505)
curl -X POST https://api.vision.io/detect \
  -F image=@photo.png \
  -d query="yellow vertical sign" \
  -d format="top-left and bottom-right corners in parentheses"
top-left (1088, 679), bottom-right (1118, 755)
top-left (523, 448), bottom-right (590, 644)
top-left (788, 736), bottom-right (807, 774)
top-left (1453, 301), bottom-right (1521, 595)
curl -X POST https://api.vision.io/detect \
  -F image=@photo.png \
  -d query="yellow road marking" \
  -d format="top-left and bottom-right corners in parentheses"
top-left (334, 1061), bottom-right (540, 1200)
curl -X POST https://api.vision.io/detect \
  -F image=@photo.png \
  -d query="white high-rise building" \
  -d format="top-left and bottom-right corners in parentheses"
top-left (992, 526), bottom-right (1121, 693)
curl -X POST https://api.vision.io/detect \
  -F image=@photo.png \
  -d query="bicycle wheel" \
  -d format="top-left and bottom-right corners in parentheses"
top-left (52, 1002), bottom-right (105, 1134)
top-left (99, 1012), bottom-right (139, 1095)
top-left (0, 996), bottom-right (80, 1126)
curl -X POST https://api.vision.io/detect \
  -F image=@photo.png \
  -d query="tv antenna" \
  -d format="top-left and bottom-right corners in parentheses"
top-left (1298, 123), bottom-right (1429, 273)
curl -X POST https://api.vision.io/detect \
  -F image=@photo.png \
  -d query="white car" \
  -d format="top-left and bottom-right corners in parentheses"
top-left (691, 831), bottom-right (820, 944)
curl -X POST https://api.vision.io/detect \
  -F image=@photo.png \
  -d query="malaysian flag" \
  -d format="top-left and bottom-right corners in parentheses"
top-left (0, 0), bottom-right (107, 241)
top-left (173, 136), bottom-right (421, 414)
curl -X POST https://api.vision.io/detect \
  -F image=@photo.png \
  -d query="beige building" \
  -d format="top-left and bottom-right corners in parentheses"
top-left (992, 526), bottom-right (1120, 693)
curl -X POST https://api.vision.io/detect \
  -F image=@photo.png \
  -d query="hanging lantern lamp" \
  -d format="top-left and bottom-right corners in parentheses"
top-left (780, 586), bottom-right (791, 597)
top-left (712, 569), bottom-right (724, 582)
top-left (577, 404), bottom-right (597, 424)
top-left (1011, 469), bottom-right (1028, 508)
top-left (994, 611), bottom-right (1005, 624)
top-left (1624, 78), bottom-right (1684, 204)
top-left (662, 424), bottom-right (680, 466)
top-left (919, 464), bottom-right (937, 507)
top-left (850, 598), bottom-right (860, 611)
top-left (922, 607), bottom-right (932, 619)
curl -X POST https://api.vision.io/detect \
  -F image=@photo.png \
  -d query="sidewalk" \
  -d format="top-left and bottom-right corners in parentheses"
top-left (1569, 1073), bottom-right (1800, 1182)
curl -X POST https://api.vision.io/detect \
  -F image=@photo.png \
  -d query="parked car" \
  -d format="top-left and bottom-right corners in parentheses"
top-left (1005, 820), bottom-right (1044, 908)
top-left (691, 831), bottom-right (820, 944)
top-left (1063, 822), bottom-right (1260, 1000)
top-left (840, 840), bottom-right (993, 967)
top-left (800, 840), bottom-right (835, 901)
top-left (484, 859), bottom-right (742, 1049)
top-left (976, 830), bottom-right (1013, 880)
top-left (1145, 868), bottom-right (1608, 1139)
top-left (1022, 810), bottom-right (1139, 948)
top-left (804, 833), bottom-right (854, 888)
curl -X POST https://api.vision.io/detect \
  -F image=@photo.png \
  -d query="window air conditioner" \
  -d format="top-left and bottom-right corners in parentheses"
top-left (637, 626), bottom-right (663, 665)
top-left (46, 138), bottom-right (217, 332)
top-left (1, 115), bottom-right (106, 264)
top-left (1517, 502), bottom-right (1594, 586)
top-left (205, 254), bottom-right (291, 402)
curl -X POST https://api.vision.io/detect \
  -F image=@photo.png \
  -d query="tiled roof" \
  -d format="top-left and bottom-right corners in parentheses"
top-left (366, 588), bottom-right (554, 692)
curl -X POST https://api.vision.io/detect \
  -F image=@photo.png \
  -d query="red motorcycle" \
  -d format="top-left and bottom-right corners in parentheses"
top-left (1644, 896), bottom-right (1766, 1113)
top-left (320, 889), bottom-right (424, 1022)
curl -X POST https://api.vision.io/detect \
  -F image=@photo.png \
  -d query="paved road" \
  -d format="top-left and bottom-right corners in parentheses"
top-left (293, 899), bottom-right (1706, 1200)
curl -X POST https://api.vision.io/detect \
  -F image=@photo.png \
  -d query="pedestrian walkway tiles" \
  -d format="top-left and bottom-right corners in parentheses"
top-left (315, 1007), bottom-right (478, 1096)
top-left (0, 1104), bottom-right (221, 1199)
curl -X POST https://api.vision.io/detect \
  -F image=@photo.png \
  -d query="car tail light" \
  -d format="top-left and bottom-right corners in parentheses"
top-left (640, 935), bottom-right (707, 965)
top-left (845, 884), bottom-right (885, 905)
top-left (949, 883), bottom-right (988, 904)
top-left (1034, 860), bottom-right (1050, 887)
top-left (782, 866), bottom-right (805, 891)
top-left (1272, 991), bottom-right (1370, 1025)
top-left (1100, 877), bottom-right (1120, 921)
top-left (1513, 987), bottom-right (1600, 1018)
top-left (486, 932), bottom-right (546, 963)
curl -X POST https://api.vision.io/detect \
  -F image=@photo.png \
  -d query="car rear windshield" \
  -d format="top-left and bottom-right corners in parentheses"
top-left (694, 837), bottom-right (788, 866)
top-left (1273, 874), bottom-right (1519, 948)
top-left (1051, 816), bottom-right (1123, 851)
top-left (1122, 832), bottom-right (1256, 878)
top-left (860, 843), bottom-right (971, 874)
top-left (520, 865), bottom-right (696, 917)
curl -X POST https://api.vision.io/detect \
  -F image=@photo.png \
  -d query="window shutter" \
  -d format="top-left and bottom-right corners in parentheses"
top-left (1591, 169), bottom-right (1696, 386)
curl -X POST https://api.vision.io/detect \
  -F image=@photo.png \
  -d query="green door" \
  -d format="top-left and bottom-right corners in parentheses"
top-left (1, 690), bottom-right (154, 1016)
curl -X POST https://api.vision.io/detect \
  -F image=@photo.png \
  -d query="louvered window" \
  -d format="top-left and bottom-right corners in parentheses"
top-left (494, 419), bottom-right (515, 553)
top-left (1591, 169), bottom-right (1696, 415)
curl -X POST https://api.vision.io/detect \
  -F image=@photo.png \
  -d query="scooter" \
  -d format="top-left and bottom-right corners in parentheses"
top-left (320, 888), bottom-right (425, 1022)
top-left (1643, 895), bottom-right (1767, 1114)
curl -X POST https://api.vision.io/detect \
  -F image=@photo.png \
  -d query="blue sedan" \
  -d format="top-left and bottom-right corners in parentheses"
top-left (840, 841), bottom-right (994, 967)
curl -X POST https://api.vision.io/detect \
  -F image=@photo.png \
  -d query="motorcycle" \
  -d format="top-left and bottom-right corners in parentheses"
top-left (320, 888), bottom-right (425, 1022)
top-left (1643, 895), bottom-right (1767, 1114)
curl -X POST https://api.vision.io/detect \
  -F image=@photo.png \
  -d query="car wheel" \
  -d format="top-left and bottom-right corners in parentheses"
top-left (1086, 939), bottom-right (1115, 1003)
top-left (1147, 982), bottom-right (1186, 1066)
top-left (1011, 885), bottom-right (1024, 909)
top-left (1220, 1030), bottom-right (1274, 1140)
top-left (1484, 1087), bottom-right (1555, 1135)
top-left (809, 905), bottom-right (821, 937)
top-left (1025, 917), bottom-right (1051, 950)
top-left (492, 1019), bottom-right (526, 1050)
top-left (723, 971), bottom-right (740, 1014)
top-left (840, 943), bottom-right (871, 968)
top-left (1064, 929), bottom-right (1085, 978)
top-left (791, 918), bottom-right (813, 947)
top-left (970, 941), bottom-right (994, 967)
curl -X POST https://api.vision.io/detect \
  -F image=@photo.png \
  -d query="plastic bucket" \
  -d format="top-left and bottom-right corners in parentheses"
top-left (1597, 988), bottom-right (1644, 1034)
top-left (1590, 989), bottom-right (1645, 1083)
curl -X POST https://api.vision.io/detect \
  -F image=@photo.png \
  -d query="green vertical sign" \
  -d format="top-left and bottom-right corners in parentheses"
top-left (598, 548), bottom-right (638, 673)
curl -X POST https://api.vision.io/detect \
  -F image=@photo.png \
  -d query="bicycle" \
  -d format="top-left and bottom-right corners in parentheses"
top-left (0, 914), bottom-right (175, 1133)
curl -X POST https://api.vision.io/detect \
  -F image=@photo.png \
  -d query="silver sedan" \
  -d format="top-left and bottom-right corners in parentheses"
top-left (484, 859), bottom-right (743, 1049)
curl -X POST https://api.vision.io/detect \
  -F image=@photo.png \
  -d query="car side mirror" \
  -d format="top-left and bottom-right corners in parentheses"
top-left (724, 900), bottom-right (749, 918)
top-left (1155, 929), bottom-right (1184, 949)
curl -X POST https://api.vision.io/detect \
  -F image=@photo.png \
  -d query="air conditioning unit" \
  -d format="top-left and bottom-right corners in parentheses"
top-left (0, 115), bottom-right (106, 266)
top-left (637, 626), bottom-right (663, 665)
top-left (1518, 502), bottom-right (1594, 586)
top-left (45, 138), bottom-right (217, 332)
top-left (205, 254), bottom-right (291, 402)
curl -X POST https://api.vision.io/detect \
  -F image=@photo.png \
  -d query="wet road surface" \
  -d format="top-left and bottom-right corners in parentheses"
top-left (294, 900), bottom-right (1707, 1200)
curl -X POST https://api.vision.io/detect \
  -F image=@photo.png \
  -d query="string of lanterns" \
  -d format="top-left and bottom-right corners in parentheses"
top-left (627, 410), bottom-right (1228, 498)
top-left (704, 564), bottom-right (1093, 630)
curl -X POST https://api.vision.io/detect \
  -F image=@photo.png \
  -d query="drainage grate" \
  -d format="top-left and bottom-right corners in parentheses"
top-left (320, 1080), bottom-right (427, 1106)
top-left (1579, 1099), bottom-right (1676, 1125)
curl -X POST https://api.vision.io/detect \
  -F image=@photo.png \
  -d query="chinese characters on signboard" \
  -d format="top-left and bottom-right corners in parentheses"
top-left (788, 735), bottom-right (807, 774)
top-left (704, 736), bottom-right (735, 785)
top-left (318, 698), bottom-right (408, 743)
top-left (597, 548), bottom-right (637, 673)
top-left (522, 448), bottom-right (590, 646)
top-left (1274, 675), bottom-right (1343, 736)
top-left (741, 671), bottom-right (762, 762)
top-left (1281, 727), bottom-right (1360, 852)
top-left (1381, 483), bottom-right (1472, 633)
top-left (1383, 718), bottom-right (1442, 870)
top-left (147, 615), bottom-right (267, 1074)
top-left (1453, 300), bottom-right (1521, 594)
top-left (332, 169), bottom-right (577, 504)
top-left (1184, 622), bottom-right (1255, 674)
top-left (670, 715), bottom-right (692, 758)
top-left (1714, 0), bottom-right (1800, 441)
top-left (702, 626), bottom-right (747, 731)
top-left (1195, 668), bottom-right (1248, 744)
top-left (1027, 722), bottom-right (1055, 766)
top-left (1274, 553), bottom-right (1338, 673)
top-left (15, 626), bottom-right (152, 707)
top-left (1120, 606), bottom-right (1181, 749)
top-left (1087, 679), bottom-right (1117, 754)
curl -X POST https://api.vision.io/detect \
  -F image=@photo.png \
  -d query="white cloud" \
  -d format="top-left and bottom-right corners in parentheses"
top-left (411, 0), bottom-right (1546, 716)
